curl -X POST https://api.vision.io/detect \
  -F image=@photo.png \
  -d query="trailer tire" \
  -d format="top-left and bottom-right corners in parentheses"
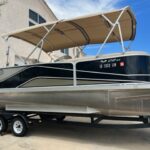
top-left (11, 117), bottom-right (27, 137)
top-left (0, 116), bottom-right (8, 134)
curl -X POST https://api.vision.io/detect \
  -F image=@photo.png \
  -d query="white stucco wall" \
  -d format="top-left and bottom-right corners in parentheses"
top-left (0, 0), bottom-right (57, 67)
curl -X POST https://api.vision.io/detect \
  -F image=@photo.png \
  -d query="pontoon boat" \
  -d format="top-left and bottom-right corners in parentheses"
top-left (1, 7), bottom-right (150, 117)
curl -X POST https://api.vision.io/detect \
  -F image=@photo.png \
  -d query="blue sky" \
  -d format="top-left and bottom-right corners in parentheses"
top-left (121, 0), bottom-right (150, 53)
top-left (46, 0), bottom-right (150, 56)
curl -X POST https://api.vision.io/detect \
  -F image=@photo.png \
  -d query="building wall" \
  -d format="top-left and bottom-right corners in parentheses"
top-left (0, 0), bottom-right (57, 67)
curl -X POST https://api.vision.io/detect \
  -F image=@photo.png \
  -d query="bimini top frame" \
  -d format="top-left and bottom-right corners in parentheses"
top-left (2, 6), bottom-right (136, 64)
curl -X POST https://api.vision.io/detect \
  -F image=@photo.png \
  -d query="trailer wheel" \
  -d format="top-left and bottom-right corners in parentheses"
top-left (11, 117), bottom-right (27, 137)
top-left (0, 116), bottom-right (8, 134)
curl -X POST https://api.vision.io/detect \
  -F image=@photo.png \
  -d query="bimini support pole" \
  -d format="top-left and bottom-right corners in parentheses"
top-left (118, 22), bottom-right (125, 52)
top-left (4, 36), bottom-right (10, 67)
top-left (25, 22), bottom-right (58, 64)
top-left (2, 36), bottom-right (27, 67)
top-left (37, 39), bottom-right (44, 62)
top-left (96, 7), bottom-right (128, 57)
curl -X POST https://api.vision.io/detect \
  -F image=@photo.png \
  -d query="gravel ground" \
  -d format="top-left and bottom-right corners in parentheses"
top-left (0, 117), bottom-right (150, 150)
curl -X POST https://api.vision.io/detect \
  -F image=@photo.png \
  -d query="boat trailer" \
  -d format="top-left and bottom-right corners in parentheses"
top-left (0, 110), bottom-right (150, 137)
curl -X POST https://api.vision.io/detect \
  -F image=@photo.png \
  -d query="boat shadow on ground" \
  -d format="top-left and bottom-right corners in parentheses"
top-left (27, 120), bottom-right (150, 149)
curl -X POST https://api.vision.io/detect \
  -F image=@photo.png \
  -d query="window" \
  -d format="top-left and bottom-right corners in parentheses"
top-left (29, 9), bottom-right (46, 26)
top-left (61, 49), bottom-right (69, 55)
top-left (29, 21), bottom-right (35, 26)
top-left (29, 9), bottom-right (38, 22)
top-left (39, 16), bottom-right (46, 24)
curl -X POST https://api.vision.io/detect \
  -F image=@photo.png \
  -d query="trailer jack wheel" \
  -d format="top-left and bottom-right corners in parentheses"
top-left (0, 116), bottom-right (8, 134)
top-left (11, 117), bottom-right (28, 137)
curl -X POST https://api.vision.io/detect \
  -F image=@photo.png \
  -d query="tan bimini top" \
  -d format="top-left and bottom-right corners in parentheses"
top-left (2, 7), bottom-right (136, 53)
